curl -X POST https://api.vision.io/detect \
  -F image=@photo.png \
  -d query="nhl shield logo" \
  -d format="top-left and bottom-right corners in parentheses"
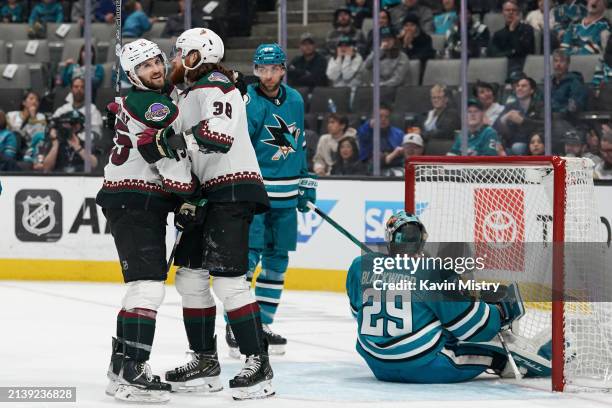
top-left (15, 189), bottom-right (62, 242)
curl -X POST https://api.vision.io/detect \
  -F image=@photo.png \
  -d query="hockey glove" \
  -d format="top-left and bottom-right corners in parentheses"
top-left (232, 70), bottom-right (248, 97)
top-left (174, 199), bottom-right (207, 232)
top-left (105, 101), bottom-right (119, 129)
top-left (484, 283), bottom-right (525, 330)
top-left (137, 127), bottom-right (186, 163)
top-left (187, 120), bottom-right (234, 154)
top-left (297, 173), bottom-right (318, 213)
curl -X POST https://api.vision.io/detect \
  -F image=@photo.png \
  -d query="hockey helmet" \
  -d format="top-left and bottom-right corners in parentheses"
top-left (175, 27), bottom-right (224, 71)
top-left (120, 39), bottom-right (168, 91)
top-left (253, 43), bottom-right (286, 66)
top-left (385, 211), bottom-right (428, 254)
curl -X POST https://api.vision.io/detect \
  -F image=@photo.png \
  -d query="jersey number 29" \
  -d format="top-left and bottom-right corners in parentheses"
top-left (360, 288), bottom-right (413, 337)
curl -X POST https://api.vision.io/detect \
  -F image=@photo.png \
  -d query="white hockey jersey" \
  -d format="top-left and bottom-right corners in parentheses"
top-left (173, 71), bottom-right (269, 212)
top-left (96, 85), bottom-right (198, 212)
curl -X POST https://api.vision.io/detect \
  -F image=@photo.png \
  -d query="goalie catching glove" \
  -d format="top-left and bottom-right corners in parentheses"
top-left (174, 199), bottom-right (207, 232)
top-left (297, 174), bottom-right (317, 213)
top-left (480, 283), bottom-right (525, 330)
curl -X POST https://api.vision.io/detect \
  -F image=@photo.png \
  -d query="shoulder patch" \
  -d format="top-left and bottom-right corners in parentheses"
top-left (208, 72), bottom-right (230, 83)
top-left (144, 102), bottom-right (171, 122)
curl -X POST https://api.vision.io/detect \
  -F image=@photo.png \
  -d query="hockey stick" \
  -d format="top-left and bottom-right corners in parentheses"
top-left (166, 230), bottom-right (183, 275)
top-left (498, 331), bottom-right (523, 380)
top-left (306, 202), bottom-right (372, 254)
top-left (114, 0), bottom-right (122, 100)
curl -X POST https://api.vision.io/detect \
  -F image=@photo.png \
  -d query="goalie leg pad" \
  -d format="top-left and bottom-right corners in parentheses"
top-left (122, 280), bottom-right (165, 311)
top-left (175, 268), bottom-right (215, 308)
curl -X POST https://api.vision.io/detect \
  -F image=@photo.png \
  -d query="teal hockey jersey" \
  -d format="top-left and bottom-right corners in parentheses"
top-left (346, 253), bottom-right (502, 371)
top-left (245, 83), bottom-right (307, 209)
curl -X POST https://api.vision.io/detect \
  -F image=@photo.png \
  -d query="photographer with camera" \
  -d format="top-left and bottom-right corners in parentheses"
top-left (39, 110), bottom-right (98, 173)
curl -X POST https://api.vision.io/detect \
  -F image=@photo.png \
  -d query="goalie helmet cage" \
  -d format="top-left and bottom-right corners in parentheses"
top-left (405, 155), bottom-right (611, 392)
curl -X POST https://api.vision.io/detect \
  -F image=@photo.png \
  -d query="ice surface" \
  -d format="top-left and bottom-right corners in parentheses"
top-left (1, 281), bottom-right (611, 408)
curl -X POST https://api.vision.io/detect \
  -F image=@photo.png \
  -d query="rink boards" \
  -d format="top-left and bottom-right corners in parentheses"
top-left (1, 175), bottom-right (612, 292)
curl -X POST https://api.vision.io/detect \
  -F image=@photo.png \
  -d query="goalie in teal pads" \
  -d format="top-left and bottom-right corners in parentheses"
top-left (225, 43), bottom-right (316, 357)
top-left (346, 210), bottom-right (552, 383)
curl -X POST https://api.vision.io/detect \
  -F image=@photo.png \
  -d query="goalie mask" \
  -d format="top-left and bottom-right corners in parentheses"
top-left (385, 211), bottom-right (428, 255)
top-left (120, 39), bottom-right (168, 91)
top-left (175, 27), bottom-right (225, 71)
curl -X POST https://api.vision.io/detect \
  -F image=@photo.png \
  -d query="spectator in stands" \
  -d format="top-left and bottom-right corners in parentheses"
top-left (433, 0), bottom-right (457, 35)
top-left (448, 98), bottom-right (503, 156)
top-left (346, 0), bottom-right (371, 29)
top-left (122, 0), bottom-right (156, 38)
top-left (28, 0), bottom-right (63, 38)
top-left (326, 35), bottom-right (363, 88)
top-left (287, 33), bottom-right (329, 88)
top-left (1, 0), bottom-right (24, 23)
top-left (551, 49), bottom-right (588, 114)
top-left (586, 124), bottom-right (602, 158)
top-left (474, 81), bottom-right (504, 125)
top-left (444, 6), bottom-right (490, 58)
top-left (313, 113), bottom-right (357, 176)
top-left (526, 0), bottom-right (545, 32)
top-left (365, 9), bottom-right (392, 56)
top-left (489, 0), bottom-right (535, 75)
top-left (331, 136), bottom-right (368, 175)
top-left (592, 36), bottom-right (612, 89)
top-left (422, 84), bottom-right (460, 140)
top-left (72, 0), bottom-right (115, 25)
top-left (326, 7), bottom-right (367, 57)
top-left (357, 104), bottom-right (404, 169)
top-left (563, 128), bottom-right (602, 164)
top-left (59, 45), bottom-right (104, 99)
top-left (54, 77), bottom-right (103, 137)
top-left (162, 0), bottom-right (191, 38)
top-left (552, 0), bottom-right (587, 41)
top-left (401, 132), bottom-right (425, 162)
top-left (594, 129), bottom-right (612, 179)
top-left (399, 13), bottom-right (436, 63)
top-left (0, 111), bottom-right (19, 171)
top-left (561, 0), bottom-right (610, 55)
top-left (361, 27), bottom-right (410, 86)
top-left (39, 110), bottom-right (98, 173)
top-left (528, 131), bottom-right (545, 155)
top-left (388, 0), bottom-right (433, 34)
top-left (495, 76), bottom-right (543, 155)
top-left (7, 91), bottom-right (46, 156)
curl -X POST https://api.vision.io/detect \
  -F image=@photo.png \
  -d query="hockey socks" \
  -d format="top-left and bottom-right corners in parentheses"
top-left (254, 275), bottom-right (285, 325)
top-left (227, 303), bottom-right (265, 356)
top-left (122, 308), bottom-right (157, 361)
top-left (182, 306), bottom-right (216, 353)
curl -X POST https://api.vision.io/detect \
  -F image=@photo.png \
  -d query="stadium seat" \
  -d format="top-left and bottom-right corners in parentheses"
top-left (483, 12), bottom-right (505, 34)
top-left (467, 57), bottom-right (508, 84)
top-left (47, 23), bottom-right (81, 40)
top-left (569, 55), bottom-right (600, 83)
top-left (422, 59), bottom-right (461, 86)
top-left (0, 41), bottom-right (7, 64)
top-left (533, 29), bottom-right (541, 55)
top-left (60, 39), bottom-right (98, 62)
top-left (0, 64), bottom-right (33, 88)
top-left (406, 60), bottom-right (420, 86)
top-left (148, 38), bottom-right (174, 59)
top-left (150, 1), bottom-right (180, 17)
top-left (101, 62), bottom-right (114, 88)
top-left (430, 34), bottom-right (446, 55)
top-left (425, 138), bottom-right (454, 155)
top-left (351, 86), bottom-right (396, 114)
top-left (10, 40), bottom-right (51, 64)
top-left (0, 88), bottom-right (28, 112)
top-left (143, 22), bottom-right (168, 40)
top-left (523, 55), bottom-right (545, 83)
top-left (91, 23), bottom-right (116, 45)
top-left (309, 87), bottom-right (351, 114)
top-left (0, 24), bottom-right (29, 44)
top-left (394, 86), bottom-right (433, 114)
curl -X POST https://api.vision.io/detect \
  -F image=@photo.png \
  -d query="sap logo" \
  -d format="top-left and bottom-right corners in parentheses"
top-left (365, 201), bottom-right (429, 243)
top-left (297, 199), bottom-right (337, 243)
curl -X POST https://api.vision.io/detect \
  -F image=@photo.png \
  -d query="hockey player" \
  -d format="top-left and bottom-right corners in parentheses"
top-left (346, 211), bottom-right (552, 383)
top-left (225, 43), bottom-right (316, 357)
top-left (136, 28), bottom-right (274, 400)
top-left (96, 39), bottom-right (199, 403)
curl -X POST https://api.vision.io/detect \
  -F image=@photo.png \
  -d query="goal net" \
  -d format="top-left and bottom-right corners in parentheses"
top-left (405, 156), bottom-right (612, 392)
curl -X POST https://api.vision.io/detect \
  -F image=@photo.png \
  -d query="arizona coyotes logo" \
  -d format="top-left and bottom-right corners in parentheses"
top-left (21, 195), bottom-right (56, 236)
top-left (263, 114), bottom-right (300, 160)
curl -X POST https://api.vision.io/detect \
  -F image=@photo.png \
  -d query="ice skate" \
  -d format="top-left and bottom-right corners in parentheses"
top-left (114, 359), bottom-right (171, 403)
top-left (165, 338), bottom-right (223, 393)
top-left (262, 324), bottom-right (287, 355)
top-left (225, 324), bottom-right (241, 359)
top-left (229, 353), bottom-right (275, 400)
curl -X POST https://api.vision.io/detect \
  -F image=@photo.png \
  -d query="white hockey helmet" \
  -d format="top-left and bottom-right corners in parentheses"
top-left (120, 39), bottom-right (168, 90)
top-left (174, 28), bottom-right (224, 71)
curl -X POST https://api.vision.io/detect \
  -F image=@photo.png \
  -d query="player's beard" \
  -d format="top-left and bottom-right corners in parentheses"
top-left (259, 79), bottom-right (281, 95)
top-left (170, 62), bottom-right (186, 86)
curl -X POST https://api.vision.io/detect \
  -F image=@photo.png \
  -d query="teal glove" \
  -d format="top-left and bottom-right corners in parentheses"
top-left (297, 174), bottom-right (317, 213)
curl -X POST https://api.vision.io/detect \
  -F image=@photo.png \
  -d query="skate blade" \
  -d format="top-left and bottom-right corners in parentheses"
top-left (228, 347), bottom-right (241, 359)
top-left (114, 384), bottom-right (170, 404)
top-left (231, 380), bottom-right (275, 400)
top-left (105, 379), bottom-right (119, 397)
top-left (268, 344), bottom-right (286, 355)
top-left (168, 376), bottom-right (223, 393)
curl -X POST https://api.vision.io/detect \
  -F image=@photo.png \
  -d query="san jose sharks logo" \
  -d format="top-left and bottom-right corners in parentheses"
top-left (263, 114), bottom-right (300, 160)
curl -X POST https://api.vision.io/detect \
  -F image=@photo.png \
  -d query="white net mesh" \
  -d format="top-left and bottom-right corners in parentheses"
top-left (410, 157), bottom-right (612, 390)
